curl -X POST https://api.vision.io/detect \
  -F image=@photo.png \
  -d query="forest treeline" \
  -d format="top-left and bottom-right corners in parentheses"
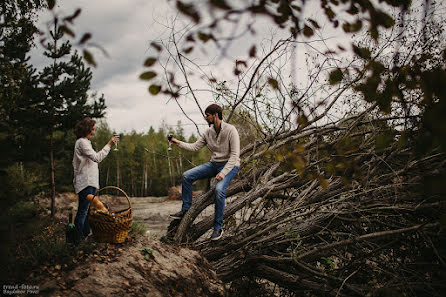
top-left (3, 121), bottom-right (211, 200)
top-left (90, 122), bottom-right (211, 197)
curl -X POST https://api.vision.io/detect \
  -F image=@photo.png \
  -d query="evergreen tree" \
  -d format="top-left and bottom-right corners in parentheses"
top-left (0, 0), bottom-right (43, 205)
top-left (37, 19), bottom-right (106, 216)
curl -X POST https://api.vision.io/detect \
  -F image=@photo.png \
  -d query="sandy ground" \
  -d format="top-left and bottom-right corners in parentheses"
top-left (51, 193), bottom-right (218, 238)
top-left (130, 198), bottom-right (182, 237)
top-left (130, 197), bottom-right (216, 238)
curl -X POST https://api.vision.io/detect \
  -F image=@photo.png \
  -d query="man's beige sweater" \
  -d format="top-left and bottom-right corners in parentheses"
top-left (177, 121), bottom-right (240, 176)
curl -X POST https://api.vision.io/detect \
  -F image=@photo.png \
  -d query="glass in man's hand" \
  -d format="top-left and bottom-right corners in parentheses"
top-left (167, 134), bottom-right (173, 151)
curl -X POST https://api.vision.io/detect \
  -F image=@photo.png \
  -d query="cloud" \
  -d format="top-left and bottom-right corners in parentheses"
top-left (29, 0), bottom-right (353, 138)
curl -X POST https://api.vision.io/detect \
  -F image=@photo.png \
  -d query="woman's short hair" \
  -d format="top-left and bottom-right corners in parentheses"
top-left (205, 104), bottom-right (223, 120)
top-left (74, 118), bottom-right (96, 138)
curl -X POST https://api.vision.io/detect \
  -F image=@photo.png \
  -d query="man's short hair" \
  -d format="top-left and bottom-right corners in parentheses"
top-left (205, 104), bottom-right (223, 120)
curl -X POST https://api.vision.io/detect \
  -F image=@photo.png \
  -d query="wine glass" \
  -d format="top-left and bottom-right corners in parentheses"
top-left (167, 134), bottom-right (173, 151)
top-left (113, 133), bottom-right (119, 151)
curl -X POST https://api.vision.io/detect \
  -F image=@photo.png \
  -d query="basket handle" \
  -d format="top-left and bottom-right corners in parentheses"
top-left (90, 186), bottom-right (132, 210)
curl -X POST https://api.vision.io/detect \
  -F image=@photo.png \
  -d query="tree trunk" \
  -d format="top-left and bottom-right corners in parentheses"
top-left (50, 129), bottom-right (56, 217)
top-left (116, 155), bottom-right (120, 194)
top-left (167, 149), bottom-right (173, 187)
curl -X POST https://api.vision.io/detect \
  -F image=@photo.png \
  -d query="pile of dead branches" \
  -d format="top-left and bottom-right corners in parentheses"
top-left (167, 111), bottom-right (445, 296)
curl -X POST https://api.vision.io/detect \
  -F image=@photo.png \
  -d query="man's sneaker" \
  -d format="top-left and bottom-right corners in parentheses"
top-left (169, 210), bottom-right (187, 220)
top-left (210, 229), bottom-right (223, 241)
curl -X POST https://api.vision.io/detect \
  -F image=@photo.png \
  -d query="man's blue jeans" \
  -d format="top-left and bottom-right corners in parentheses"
top-left (74, 186), bottom-right (96, 241)
top-left (181, 162), bottom-right (239, 230)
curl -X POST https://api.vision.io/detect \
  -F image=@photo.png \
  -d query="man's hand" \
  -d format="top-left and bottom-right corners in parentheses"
top-left (170, 137), bottom-right (180, 145)
top-left (216, 172), bottom-right (225, 181)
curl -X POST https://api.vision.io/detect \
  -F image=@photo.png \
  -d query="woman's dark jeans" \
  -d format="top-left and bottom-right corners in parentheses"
top-left (74, 186), bottom-right (96, 242)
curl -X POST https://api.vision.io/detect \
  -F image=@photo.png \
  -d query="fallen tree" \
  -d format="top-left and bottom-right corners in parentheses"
top-left (166, 112), bottom-right (445, 296)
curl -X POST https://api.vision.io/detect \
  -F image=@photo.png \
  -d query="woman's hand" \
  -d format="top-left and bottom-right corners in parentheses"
top-left (108, 135), bottom-right (119, 147)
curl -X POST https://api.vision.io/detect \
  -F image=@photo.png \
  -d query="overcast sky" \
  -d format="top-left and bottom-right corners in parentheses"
top-left (30, 0), bottom-right (209, 136)
top-left (29, 0), bottom-right (352, 137)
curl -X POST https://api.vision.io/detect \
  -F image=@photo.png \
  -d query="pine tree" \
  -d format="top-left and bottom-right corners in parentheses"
top-left (0, 0), bottom-right (43, 205)
top-left (37, 19), bottom-right (106, 216)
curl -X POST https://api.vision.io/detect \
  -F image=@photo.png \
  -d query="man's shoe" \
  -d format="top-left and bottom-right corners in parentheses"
top-left (169, 210), bottom-right (187, 220)
top-left (210, 229), bottom-right (223, 241)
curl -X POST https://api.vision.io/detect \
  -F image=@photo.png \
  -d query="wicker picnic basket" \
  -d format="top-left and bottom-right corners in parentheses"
top-left (88, 186), bottom-right (132, 243)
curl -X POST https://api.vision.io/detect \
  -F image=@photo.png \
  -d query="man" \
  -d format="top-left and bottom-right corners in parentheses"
top-left (169, 104), bottom-right (240, 241)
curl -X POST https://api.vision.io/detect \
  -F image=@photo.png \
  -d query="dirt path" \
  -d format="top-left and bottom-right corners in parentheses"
top-left (130, 198), bottom-right (181, 237)
top-left (50, 193), bottom-right (181, 237)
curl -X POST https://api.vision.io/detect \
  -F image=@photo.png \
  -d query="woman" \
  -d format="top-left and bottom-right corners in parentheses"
top-left (72, 118), bottom-right (118, 242)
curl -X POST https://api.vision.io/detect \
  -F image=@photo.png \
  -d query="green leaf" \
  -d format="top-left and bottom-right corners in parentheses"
top-left (297, 115), bottom-right (308, 127)
top-left (143, 58), bottom-right (157, 67)
top-left (353, 45), bottom-right (371, 59)
top-left (328, 68), bottom-right (343, 84)
top-left (376, 131), bottom-right (394, 151)
top-left (374, 10), bottom-right (395, 29)
top-left (198, 32), bottom-right (213, 43)
top-left (351, 20), bottom-right (363, 32)
top-left (370, 27), bottom-right (379, 40)
top-left (268, 78), bottom-right (279, 89)
top-left (83, 50), bottom-right (96, 67)
top-left (140, 71), bottom-right (157, 80)
top-left (149, 84), bottom-right (161, 95)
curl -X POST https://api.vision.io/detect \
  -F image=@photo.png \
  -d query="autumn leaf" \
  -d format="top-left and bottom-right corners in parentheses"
top-left (64, 8), bottom-right (81, 23)
top-left (183, 47), bottom-right (194, 54)
top-left (150, 42), bottom-right (162, 52)
top-left (176, 1), bottom-right (200, 23)
top-left (79, 33), bottom-right (91, 44)
top-left (249, 46), bottom-right (257, 57)
top-left (303, 25), bottom-right (314, 37)
top-left (210, 0), bottom-right (231, 10)
top-left (59, 25), bottom-right (75, 38)
top-left (83, 49), bottom-right (96, 67)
